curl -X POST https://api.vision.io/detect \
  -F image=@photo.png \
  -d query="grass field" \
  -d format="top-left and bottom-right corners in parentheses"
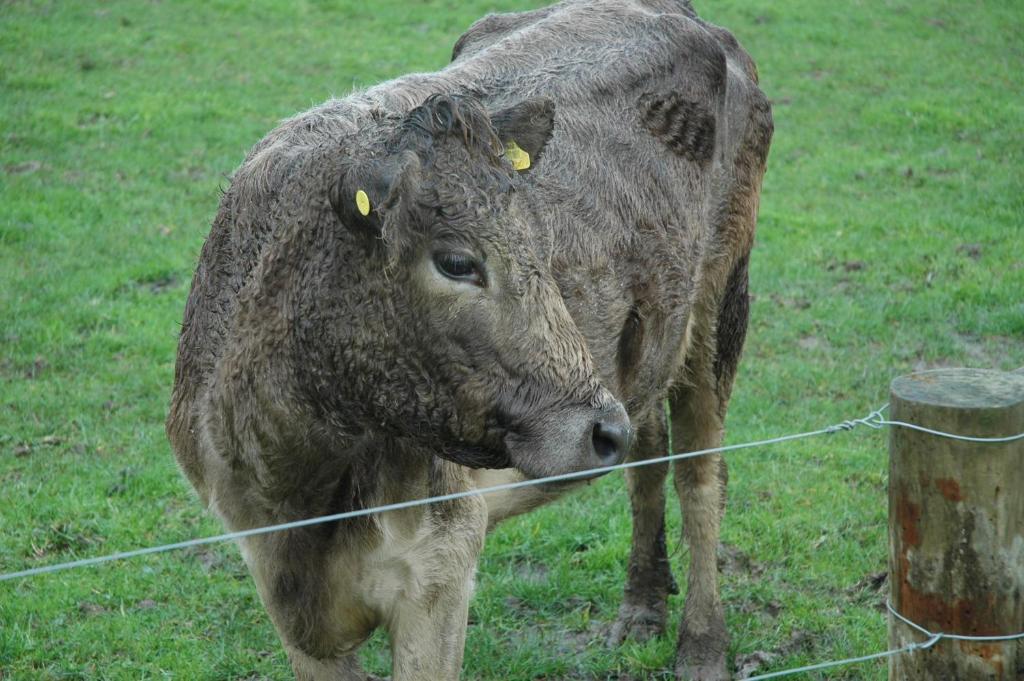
top-left (1, 0), bottom-right (1022, 678)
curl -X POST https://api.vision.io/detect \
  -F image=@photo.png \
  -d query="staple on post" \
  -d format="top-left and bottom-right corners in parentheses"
top-left (887, 368), bottom-right (1024, 680)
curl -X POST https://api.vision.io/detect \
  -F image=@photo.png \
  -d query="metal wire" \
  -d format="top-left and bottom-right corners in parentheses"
top-left (3, 403), bottom-right (1023, 586)
top-left (3, 402), bottom-right (1024, 681)
top-left (742, 637), bottom-right (941, 681)
top-left (875, 416), bottom-right (1024, 442)
top-left (731, 593), bottom-right (1024, 680)
top-left (0, 417), bottom-right (859, 582)
top-left (887, 599), bottom-right (1024, 643)
top-left (827, 402), bottom-right (1024, 441)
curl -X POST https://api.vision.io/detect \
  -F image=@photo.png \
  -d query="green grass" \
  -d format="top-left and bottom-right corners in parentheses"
top-left (1, 0), bottom-right (1022, 678)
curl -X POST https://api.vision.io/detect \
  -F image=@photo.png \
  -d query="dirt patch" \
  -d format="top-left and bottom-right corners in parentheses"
top-left (185, 545), bottom-right (226, 573)
top-left (21, 355), bottom-right (49, 380)
top-left (913, 334), bottom-right (1023, 372)
top-left (797, 335), bottom-right (825, 351)
top-left (768, 293), bottom-right (810, 310)
top-left (850, 570), bottom-right (887, 593)
top-left (134, 272), bottom-right (180, 294)
top-left (512, 558), bottom-right (550, 584)
top-left (6, 434), bottom-right (63, 459)
top-left (825, 259), bottom-right (866, 273)
top-left (847, 570), bottom-right (888, 611)
top-left (106, 467), bottom-right (137, 496)
top-left (78, 602), bottom-right (109, 616)
top-left (734, 630), bottom-right (814, 679)
top-left (146, 273), bottom-right (179, 293)
top-left (4, 160), bottom-right (42, 175)
top-left (717, 543), bottom-right (764, 578)
top-left (956, 243), bottom-right (982, 260)
top-left (954, 333), bottom-right (1023, 369)
top-left (738, 596), bottom-right (783, 619)
top-left (555, 620), bottom-right (609, 659)
top-left (30, 522), bottom-right (104, 559)
top-left (502, 595), bottom-right (531, 614)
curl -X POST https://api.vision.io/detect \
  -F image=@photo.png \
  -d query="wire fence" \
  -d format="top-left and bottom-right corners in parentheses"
top-left (3, 404), bottom-right (1023, 679)
top-left (0, 407), bottom-right (888, 583)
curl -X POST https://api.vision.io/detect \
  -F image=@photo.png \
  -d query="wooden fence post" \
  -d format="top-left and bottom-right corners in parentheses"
top-left (888, 368), bottom-right (1024, 680)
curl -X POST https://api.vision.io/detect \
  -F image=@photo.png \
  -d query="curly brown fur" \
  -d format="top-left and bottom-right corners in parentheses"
top-left (167, 1), bottom-right (771, 678)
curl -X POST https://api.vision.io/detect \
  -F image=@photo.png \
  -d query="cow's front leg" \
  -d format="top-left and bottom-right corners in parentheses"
top-left (608, 408), bottom-right (678, 645)
top-left (385, 497), bottom-right (486, 681)
top-left (388, 575), bottom-right (475, 680)
top-left (670, 389), bottom-right (730, 681)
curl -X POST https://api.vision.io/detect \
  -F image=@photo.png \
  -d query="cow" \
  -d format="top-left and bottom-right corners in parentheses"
top-left (166, 1), bottom-right (772, 679)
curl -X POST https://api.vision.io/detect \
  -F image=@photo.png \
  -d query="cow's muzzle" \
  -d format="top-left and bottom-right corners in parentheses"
top-left (587, 403), bottom-right (633, 469)
top-left (503, 399), bottom-right (633, 480)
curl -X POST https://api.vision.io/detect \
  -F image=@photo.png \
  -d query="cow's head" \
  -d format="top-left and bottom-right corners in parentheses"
top-left (328, 94), bottom-right (631, 479)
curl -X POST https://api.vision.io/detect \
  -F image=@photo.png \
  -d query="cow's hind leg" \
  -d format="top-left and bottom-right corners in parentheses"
top-left (608, 408), bottom-right (678, 645)
top-left (670, 385), bottom-right (730, 681)
top-left (671, 247), bottom-right (751, 680)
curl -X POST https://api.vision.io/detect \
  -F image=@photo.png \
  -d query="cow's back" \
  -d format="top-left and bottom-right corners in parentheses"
top-left (443, 0), bottom-right (773, 410)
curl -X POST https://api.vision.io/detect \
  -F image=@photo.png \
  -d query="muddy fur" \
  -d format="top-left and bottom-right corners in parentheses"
top-left (167, 1), bottom-right (771, 679)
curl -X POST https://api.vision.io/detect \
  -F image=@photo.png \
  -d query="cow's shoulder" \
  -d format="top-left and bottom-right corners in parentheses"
top-left (172, 99), bottom-right (386, 402)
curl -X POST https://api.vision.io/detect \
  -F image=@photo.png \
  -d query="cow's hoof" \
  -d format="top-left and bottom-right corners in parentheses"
top-left (674, 660), bottom-right (729, 681)
top-left (676, 623), bottom-right (729, 680)
top-left (607, 602), bottom-right (666, 646)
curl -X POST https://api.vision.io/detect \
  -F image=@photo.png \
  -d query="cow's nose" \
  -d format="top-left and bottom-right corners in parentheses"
top-left (589, 406), bottom-right (633, 466)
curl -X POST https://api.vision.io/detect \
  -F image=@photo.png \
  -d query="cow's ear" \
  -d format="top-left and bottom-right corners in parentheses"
top-left (330, 152), bottom-right (420, 240)
top-left (489, 97), bottom-right (555, 172)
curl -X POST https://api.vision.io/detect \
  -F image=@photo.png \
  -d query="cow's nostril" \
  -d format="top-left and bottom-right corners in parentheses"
top-left (591, 419), bottom-right (631, 466)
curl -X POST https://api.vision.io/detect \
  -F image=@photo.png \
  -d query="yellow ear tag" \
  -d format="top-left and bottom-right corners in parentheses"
top-left (505, 141), bottom-right (531, 171)
top-left (355, 190), bottom-right (371, 216)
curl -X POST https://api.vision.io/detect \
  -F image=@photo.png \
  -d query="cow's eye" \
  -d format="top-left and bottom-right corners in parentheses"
top-left (433, 251), bottom-right (485, 286)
